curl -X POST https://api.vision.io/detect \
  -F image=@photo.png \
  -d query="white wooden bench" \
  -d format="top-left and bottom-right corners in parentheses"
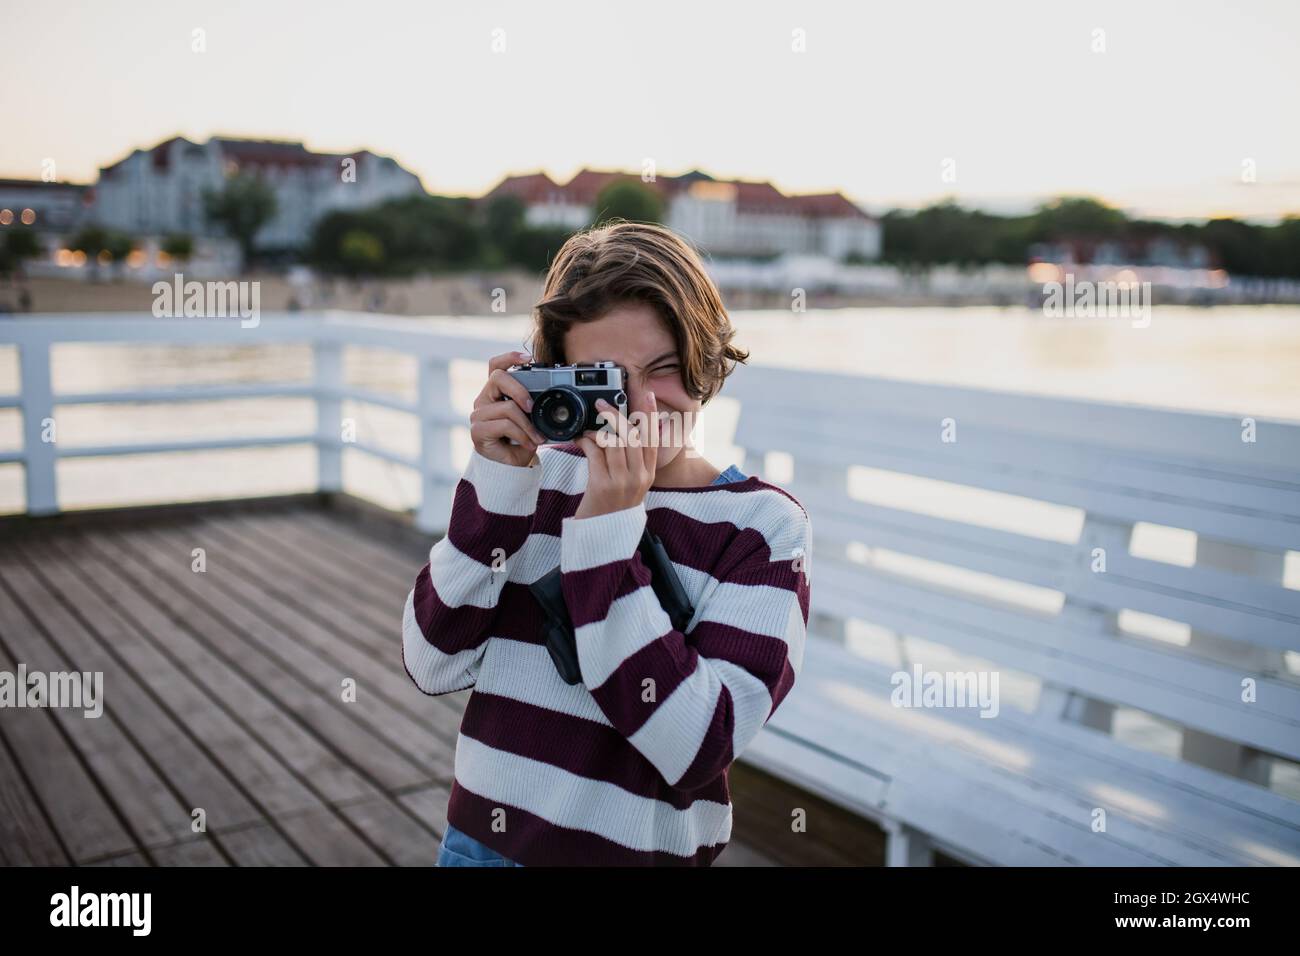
top-left (725, 364), bottom-right (1300, 866)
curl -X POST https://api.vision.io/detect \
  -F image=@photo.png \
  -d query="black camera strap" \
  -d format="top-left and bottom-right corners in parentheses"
top-left (529, 526), bottom-right (696, 686)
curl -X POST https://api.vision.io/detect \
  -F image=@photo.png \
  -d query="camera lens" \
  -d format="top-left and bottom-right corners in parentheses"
top-left (532, 387), bottom-right (587, 442)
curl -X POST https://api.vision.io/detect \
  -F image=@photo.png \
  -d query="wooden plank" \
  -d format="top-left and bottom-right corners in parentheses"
top-left (393, 782), bottom-right (452, 840)
top-left (218, 821), bottom-right (311, 866)
top-left (726, 364), bottom-right (1300, 473)
top-left (0, 492), bottom-right (322, 538)
top-left (102, 519), bottom-right (454, 862)
top-left (727, 759), bottom-right (886, 866)
top-left (0, 602), bottom-right (135, 863)
top-left (134, 517), bottom-right (458, 785)
top-left (330, 793), bottom-right (442, 867)
top-left (273, 804), bottom-right (388, 866)
top-left (769, 643), bottom-right (1300, 864)
top-left (295, 507), bottom-right (432, 577)
top-left (740, 399), bottom-right (1300, 514)
top-left (213, 520), bottom-right (473, 738)
top-left (794, 481), bottom-right (1300, 647)
top-left (0, 557), bottom-right (191, 856)
top-left (711, 840), bottom-right (779, 867)
top-left (199, 514), bottom-right (417, 657)
top-left (238, 510), bottom-right (425, 605)
top-left (84, 851), bottom-right (151, 867)
top-left (316, 495), bottom-right (433, 566)
top-left (759, 692), bottom-right (1176, 865)
top-left (151, 837), bottom-right (231, 866)
top-left (196, 512), bottom-right (470, 752)
top-left (739, 416), bottom-right (1300, 551)
top-left (1077, 551), bottom-right (1300, 649)
top-left (812, 562), bottom-right (1300, 759)
top-left (40, 527), bottom-right (349, 824)
top-left (783, 437), bottom-right (1297, 552)
top-left (31, 531), bottom-right (335, 854)
top-left (794, 484), bottom-right (1075, 588)
top-left (64, 526), bottom-right (400, 865)
top-left (103, 521), bottom-right (436, 794)
top-left (0, 729), bottom-right (70, 865)
top-left (6, 539), bottom-right (265, 848)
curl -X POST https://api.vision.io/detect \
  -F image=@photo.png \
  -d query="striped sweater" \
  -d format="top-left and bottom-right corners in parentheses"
top-left (401, 442), bottom-right (813, 866)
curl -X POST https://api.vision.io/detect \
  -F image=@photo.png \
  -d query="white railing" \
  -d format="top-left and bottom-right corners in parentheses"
top-left (0, 312), bottom-right (522, 532)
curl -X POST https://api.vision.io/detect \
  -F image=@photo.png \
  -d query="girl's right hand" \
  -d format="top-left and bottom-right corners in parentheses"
top-left (470, 350), bottom-right (549, 468)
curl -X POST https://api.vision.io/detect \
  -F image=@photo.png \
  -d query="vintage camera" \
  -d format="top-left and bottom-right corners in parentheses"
top-left (507, 360), bottom-right (628, 443)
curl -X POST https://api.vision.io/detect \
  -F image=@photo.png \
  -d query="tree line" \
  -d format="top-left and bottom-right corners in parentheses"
top-left (3, 176), bottom-right (1295, 280)
top-left (879, 197), bottom-right (1300, 278)
top-left (306, 188), bottom-right (1300, 281)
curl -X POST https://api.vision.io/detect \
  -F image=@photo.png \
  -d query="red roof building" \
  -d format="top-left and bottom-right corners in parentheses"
top-left (482, 167), bottom-right (879, 259)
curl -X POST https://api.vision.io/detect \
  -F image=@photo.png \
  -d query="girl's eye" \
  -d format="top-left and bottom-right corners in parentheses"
top-left (651, 365), bottom-right (678, 375)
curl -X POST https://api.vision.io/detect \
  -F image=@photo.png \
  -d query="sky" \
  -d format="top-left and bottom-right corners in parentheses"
top-left (3, 0), bottom-right (1298, 222)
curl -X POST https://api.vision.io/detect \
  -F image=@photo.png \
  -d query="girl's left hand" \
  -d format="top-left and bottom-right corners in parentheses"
top-left (572, 390), bottom-right (660, 519)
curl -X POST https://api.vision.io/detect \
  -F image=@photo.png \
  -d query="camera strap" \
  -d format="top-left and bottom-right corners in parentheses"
top-left (529, 526), bottom-right (696, 686)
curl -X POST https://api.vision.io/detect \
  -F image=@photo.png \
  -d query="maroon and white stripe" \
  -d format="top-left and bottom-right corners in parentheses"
top-left (559, 474), bottom-right (809, 793)
top-left (401, 449), bottom-right (542, 695)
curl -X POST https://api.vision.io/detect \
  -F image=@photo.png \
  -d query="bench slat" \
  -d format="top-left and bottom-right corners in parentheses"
top-left (727, 366), bottom-right (1300, 473)
top-left (813, 562), bottom-right (1300, 760)
top-left (746, 425), bottom-right (1300, 551)
top-left (760, 644), bottom-right (1300, 865)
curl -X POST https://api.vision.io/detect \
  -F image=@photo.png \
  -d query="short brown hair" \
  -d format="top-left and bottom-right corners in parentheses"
top-left (529, 220), bottom-right (748, 405)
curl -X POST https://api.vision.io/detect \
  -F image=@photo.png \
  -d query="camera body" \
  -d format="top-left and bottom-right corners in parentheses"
top-left (507, 360), bottom-right (628, 443)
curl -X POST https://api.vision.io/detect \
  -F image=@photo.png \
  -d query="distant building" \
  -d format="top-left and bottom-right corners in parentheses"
top-left (483, 167), bottom-right (881, 260)
top-left (92, 136), bottom-right (425, 248)
top-left (1030, 236), bottom-right (1213, 270)
top-left (0, 179), bottom-right (94, 233)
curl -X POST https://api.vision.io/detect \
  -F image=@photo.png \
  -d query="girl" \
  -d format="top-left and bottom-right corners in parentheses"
top-left (406, 221), bottom-right (812, 866)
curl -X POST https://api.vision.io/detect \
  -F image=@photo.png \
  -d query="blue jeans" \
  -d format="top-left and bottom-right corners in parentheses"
top-left (436, 823), bottom-right (524, 867)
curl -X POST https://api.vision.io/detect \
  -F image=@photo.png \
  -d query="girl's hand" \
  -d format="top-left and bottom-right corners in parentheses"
top-left (572, 390), bottom-right (660, 519)
top-left (469, 350), bottom-right (549, 467)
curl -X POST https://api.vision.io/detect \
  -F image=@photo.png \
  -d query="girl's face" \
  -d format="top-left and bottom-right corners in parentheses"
top-left (561, 300), bottom-right (700, 472)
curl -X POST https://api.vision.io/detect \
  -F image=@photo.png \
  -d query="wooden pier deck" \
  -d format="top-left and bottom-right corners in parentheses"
top-left (0, 497), bottom-right (888, 867)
